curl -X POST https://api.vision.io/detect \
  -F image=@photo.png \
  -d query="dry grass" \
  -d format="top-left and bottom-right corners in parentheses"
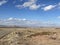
top-left (0, 27), bottom-right (60, 45)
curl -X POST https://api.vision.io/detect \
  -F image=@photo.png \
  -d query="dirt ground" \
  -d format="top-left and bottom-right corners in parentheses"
top-left (0, 28), bottom-right (60, 45)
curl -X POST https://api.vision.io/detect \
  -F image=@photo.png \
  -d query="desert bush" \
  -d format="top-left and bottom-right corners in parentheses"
top-left (27, 32), bottom-right (57, 38)
top-left (55, 28), bottom-right (60, 29)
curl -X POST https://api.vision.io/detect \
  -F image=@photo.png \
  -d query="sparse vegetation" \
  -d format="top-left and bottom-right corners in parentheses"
top-left (27, 32), bottom-right (57, 38)
top-left (0, 28), bottom-right (60, 45)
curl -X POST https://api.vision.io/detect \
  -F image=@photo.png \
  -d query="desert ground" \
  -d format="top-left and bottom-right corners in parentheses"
top-left (0, 27), bottom-right (60, 45)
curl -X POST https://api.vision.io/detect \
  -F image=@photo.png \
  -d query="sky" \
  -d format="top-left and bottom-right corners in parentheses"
top-left (0, 0), bottom-right (60, 27)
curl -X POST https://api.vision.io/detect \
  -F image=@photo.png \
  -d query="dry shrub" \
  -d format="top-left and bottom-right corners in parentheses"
top-left (28, 32), bottom-right (56, 38)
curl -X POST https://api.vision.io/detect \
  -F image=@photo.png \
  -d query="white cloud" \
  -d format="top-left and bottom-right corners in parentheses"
top-left (42, 2), bottom-right (60, 11)
top-left (8, 17), bottom-right (13, 20)
top-left (23, 2), bottom-right (33, 7)
top-left (42, 5), bottom-right (56, 11)
top-left (58, 2), bottom-right (60, 5)
top-left (29, 4), bottom-right (40, 10)
top-left (7, 17), bottom-right (26, 21)
top-left (0, 0), bottom-right (7, 6)
top-left (16, 0), bottom-right (40, 10)
top-left (15, 5), bottom-right (24, 9)
top-left (22, 18), bottom-right (26, 21)
top-left (57, 16), bottom-right (60, 19)
top-left (58, 2), bottom-right (60, 8)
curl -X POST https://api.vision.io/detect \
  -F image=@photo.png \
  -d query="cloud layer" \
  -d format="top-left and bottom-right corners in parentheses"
top-left (0, 0), bottom-right (60, 11)
top-left (0, 18), bottom-right (56, 27)
top-left (15, 0), bottom-right (60, 11)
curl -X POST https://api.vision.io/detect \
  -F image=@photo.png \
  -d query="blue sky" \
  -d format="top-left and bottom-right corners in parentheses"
top-left (0, 0), bottom-right (60, 27)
